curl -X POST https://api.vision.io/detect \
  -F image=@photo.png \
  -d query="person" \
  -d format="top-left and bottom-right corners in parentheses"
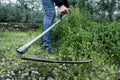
top-left (41, 0), bottom-right (71, 53)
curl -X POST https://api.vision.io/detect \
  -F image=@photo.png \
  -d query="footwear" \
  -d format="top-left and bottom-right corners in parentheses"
top-left (42, 46), bottom-right (58, 54)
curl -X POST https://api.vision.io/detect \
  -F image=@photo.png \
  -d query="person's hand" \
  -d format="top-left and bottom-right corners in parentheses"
top-left (59, 5), bottom-right (71, 15)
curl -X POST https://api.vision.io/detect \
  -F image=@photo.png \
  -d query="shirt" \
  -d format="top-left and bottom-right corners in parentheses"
top-left (53, 0), bottom-right (69, 7)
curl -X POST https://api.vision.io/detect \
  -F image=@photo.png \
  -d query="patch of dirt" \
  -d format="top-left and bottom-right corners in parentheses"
top-left (0, 22), bottom-right (41, 32)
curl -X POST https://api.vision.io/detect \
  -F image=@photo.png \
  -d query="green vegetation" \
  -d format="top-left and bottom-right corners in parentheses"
top-left (0, 0), bottom-right (43, 23)
top-left (0, 9), bottom-right (120, 80)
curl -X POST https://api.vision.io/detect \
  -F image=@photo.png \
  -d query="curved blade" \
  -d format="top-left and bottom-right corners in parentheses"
top-left (21, 55), bottom-right (92, 64)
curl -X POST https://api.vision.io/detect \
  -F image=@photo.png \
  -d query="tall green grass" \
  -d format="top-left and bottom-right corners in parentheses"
top-left (52, 8), bottom-right (120, 63)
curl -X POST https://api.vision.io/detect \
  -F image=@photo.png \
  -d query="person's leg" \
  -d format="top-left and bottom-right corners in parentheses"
top-left (41, 0), bottom-right (56, 47)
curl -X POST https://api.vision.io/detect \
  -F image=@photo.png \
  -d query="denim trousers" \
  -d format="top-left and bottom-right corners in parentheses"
top-left (41, 0), bottom-right (56, 47)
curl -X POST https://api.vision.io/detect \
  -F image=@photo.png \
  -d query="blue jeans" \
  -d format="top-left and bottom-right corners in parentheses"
top-left (41, 0), bottom-right (56, 47)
